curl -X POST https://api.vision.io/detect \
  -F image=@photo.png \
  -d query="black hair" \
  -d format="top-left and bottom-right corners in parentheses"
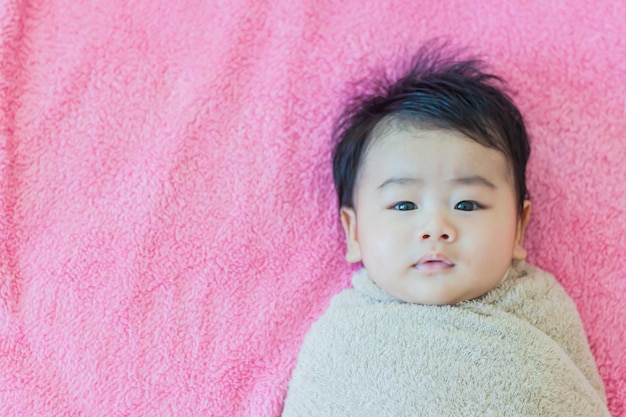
top-left (332, 43), bottom-right (530, 215)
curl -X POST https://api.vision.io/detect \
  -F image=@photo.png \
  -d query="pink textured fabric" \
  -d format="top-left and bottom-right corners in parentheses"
top-left (0, 0), bottom-right (624, 416)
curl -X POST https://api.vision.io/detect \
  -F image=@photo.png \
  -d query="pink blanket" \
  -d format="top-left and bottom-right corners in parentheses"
top-left (1, 0), bottom-right (624, 416)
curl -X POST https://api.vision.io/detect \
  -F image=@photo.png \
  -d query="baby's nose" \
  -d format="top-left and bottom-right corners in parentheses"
top-left (418, 218), bottom-right (456, 242)
top-left (420, 231), bottom-right (452, 241)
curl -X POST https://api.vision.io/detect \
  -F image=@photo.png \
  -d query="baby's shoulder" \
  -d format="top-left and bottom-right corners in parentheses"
top-left (494, 262), bottom-right (588, 348)
top-left (495, 262), bottom-right (575, 314)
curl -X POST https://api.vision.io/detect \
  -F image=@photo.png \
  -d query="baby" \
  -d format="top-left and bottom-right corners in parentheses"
top-left (282, 45), bottom-right (610, 416)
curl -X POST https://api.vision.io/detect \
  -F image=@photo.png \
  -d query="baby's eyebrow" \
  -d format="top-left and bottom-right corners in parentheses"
top-left (377, 175), bottom-right (498, 189)
top-left (448, 176), bottom-right (497, 189)
top-left (377, 177), bottom-right (424, 189)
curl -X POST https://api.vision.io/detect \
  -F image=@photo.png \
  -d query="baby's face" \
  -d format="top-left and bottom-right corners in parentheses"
top-left (340, 128), bottom-right (530, 305)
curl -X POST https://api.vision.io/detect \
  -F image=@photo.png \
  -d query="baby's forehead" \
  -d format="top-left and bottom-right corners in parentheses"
top-left (362, 125), bottom-right (516, 184)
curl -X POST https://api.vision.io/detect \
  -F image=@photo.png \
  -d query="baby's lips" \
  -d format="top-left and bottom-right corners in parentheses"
top-left (415, 253), bottom-right (454, 267)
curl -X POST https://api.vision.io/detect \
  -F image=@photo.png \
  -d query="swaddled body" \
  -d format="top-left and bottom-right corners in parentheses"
top-left (282, 262), bottom-right (609, 416)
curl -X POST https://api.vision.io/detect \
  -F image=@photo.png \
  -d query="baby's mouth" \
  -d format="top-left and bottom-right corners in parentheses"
top-left (414, 254), bottom-right (455, 271)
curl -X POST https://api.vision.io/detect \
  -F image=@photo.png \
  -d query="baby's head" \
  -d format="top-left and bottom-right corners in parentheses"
top-left (332, 46), bottom-right (532, 305)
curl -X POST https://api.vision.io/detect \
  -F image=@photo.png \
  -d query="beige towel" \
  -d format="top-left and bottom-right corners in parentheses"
top-left (282, 262), bottom-right (609, 416)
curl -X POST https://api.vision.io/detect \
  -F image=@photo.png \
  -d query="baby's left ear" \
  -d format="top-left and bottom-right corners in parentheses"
top-left (512, 200), bottom-right (532, 260)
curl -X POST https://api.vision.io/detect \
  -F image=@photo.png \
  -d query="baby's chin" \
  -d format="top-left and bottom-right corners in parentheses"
top-left (378, 283), bottom-right (467, 306)
top-left (382, 280), bottom-right (497, 306)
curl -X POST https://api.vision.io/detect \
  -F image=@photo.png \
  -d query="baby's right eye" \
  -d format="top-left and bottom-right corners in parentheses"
top-left (392, 201), bottom-right (418, 211)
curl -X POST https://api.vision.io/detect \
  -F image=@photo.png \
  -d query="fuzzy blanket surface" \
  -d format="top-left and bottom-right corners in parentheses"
top-left (282, 262), bottom-right (610, 416)
top-left (0, 1), bottom-right (624, 416)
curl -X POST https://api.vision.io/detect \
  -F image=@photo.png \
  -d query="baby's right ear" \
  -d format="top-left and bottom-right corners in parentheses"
top-left (340, 207), bottom-right (362, 263)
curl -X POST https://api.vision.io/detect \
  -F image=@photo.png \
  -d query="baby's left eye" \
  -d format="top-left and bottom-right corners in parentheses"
top-left (455, 201), bottom-right (481, 211)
